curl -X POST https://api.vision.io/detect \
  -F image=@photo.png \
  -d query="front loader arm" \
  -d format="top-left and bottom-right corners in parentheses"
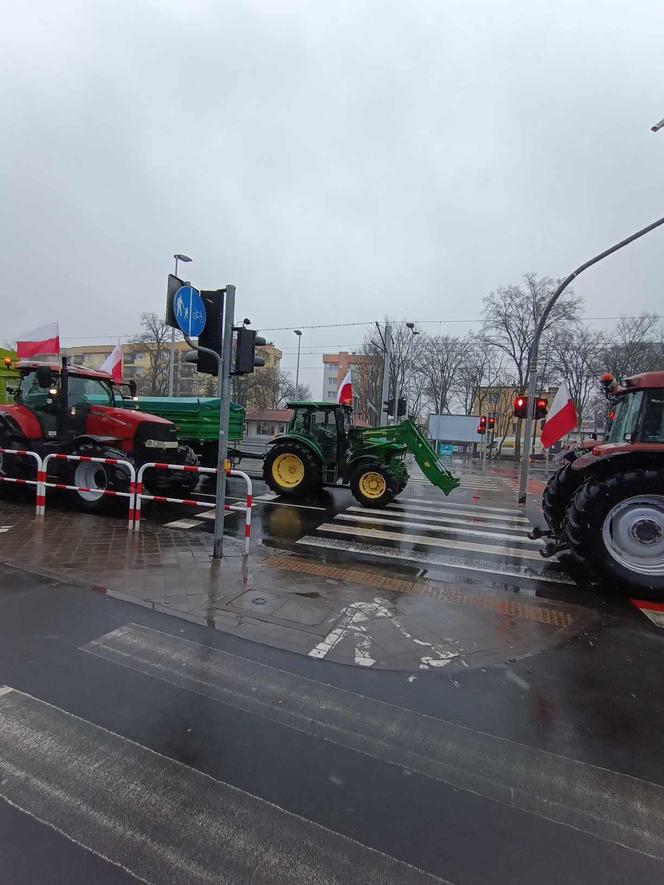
top-left (361, 420), bottom-right (461, 495)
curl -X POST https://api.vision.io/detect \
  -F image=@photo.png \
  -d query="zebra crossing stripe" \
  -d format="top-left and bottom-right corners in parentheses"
top-left (316, 522), bottom-right (546, 562)
top-left (348, 506), bottom-right (529, 532)
top-left (388, 503), bottom-right (529, 523)
top-left (335, 513), bottom-right (539, 545)
top-left (393, 497), bottom-right (523, 516)
top-left (297, 535), bottom-right (574, 584)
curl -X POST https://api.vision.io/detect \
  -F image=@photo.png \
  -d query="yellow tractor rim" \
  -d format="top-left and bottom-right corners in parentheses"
top-left (272, 452), bottom-right (305, 489)
top-left (358, 471), bottom-right (387, 499)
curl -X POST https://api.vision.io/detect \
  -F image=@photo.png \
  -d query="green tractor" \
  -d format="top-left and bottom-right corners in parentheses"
top-left (263, 401), bottom-right (460, 507)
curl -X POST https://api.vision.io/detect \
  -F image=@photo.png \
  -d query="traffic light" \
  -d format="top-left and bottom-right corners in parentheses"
top-left (535, 397), bottom-right (548, 420)
top-left (383, 398), bottom-right (394, 414)
top-left (487, 416), bottom-right (496, 431)
top-left (234, 328), bottom-right (267, 375)
top-left (513, 395), bottom-right (527, 418)
top-left (477, 416), bottom-right (487, 434)
top-left (397, 397), bottom-right (407, 418)
top-left (197, 290), bottom-right (225, 375)
top-left (165, 274), bottom-right (185, 329)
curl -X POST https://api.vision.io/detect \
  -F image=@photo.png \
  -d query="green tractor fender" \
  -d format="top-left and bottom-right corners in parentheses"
top-left (267, 431), bottom-right (326, 464)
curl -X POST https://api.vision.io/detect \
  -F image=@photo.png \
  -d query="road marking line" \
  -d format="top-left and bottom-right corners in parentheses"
top-left (0, 686), bottom-right (446, 885)
top-left (82, 625), bottom-right (664, 858)
top-left (163, 518), bottom-right (203, 529)
top-left (317, 523), bottom-right (546, 562)
top-left (298, 535), bottom-right (572, 584)
top-left (347, 506), bottom-right (530, 532)
top-left (393, 497), bottom-right (524, 516)
top-left (389, 504), bottom-right (529, 523)
top-left (252, 494), bottom-right (327, 511)
top-left (335, 514), bottom-right (539, 545)
top-left (0, 526), bottom-right (12, 534)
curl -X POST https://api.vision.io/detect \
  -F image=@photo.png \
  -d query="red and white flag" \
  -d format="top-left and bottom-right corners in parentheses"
top-left (99, 341), bottom-right (123, 383)
top-left (540, 381), bottom-right (578, 448)
top-left (16, 322), bottom-right (60, 359)
top-left (337, 368), bottom-right (352, 405)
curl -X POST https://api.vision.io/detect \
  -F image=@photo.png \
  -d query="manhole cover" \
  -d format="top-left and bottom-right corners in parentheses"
top-left (251, 596), bottom-right (270, 606)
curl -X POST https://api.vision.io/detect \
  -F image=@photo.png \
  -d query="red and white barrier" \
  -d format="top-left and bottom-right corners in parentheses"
top-left (43, 453), bottom-right (137, 529)
top-left (0, 448), bottom-right (45, 516)
top-left (134, 461), bottom-right (253, 553)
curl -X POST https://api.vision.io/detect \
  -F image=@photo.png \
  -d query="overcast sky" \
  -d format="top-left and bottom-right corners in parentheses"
top-left (2, 0), bottom-right (663, 393)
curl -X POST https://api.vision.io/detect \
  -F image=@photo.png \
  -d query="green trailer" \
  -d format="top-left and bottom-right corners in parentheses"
top-left (128, 397), bottom-right (246, 466)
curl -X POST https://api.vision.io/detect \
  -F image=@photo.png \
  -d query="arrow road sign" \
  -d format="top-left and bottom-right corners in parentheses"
top-left (174, 286), bottom-right (206, 337)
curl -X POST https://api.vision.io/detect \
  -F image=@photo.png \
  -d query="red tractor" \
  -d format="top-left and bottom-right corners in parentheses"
top-left (0, 359), bottom-right (198, 512)
top-left (539, 371), bottom-right (664, 595)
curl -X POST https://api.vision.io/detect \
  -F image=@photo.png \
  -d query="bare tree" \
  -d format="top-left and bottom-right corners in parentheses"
top-left (417, 335), bottom-right (466, 415)
top-left (130, 313), bottom-right (177, 395)
top-left (482, 273), bottom-right (581, 390)
top-left (603, 313), bottom-right (664, 378)
top-left (550, 325), bottom-right (605, 429)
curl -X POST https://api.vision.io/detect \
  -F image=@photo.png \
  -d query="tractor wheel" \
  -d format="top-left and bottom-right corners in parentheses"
top-left (350, 463), bottom-right (398, 508)
top-left (565, 467), bottom-right (664, 596)
top-left (0, 431), bottom-right (30, 500)
top-left (263, 442), bottom-right (322, 497)
top-left (68, 445), bottom-right (133, 514)
top-left (144, 445), bottom-right (199, 496)
top-left (542, 463), bottom-right (583, 534)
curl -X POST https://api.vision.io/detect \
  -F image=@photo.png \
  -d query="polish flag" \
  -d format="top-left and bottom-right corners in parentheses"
top-left (541, 381), bottom-right (578, 448)
top-left (99, 341), bottom-right (123, 383)
top-left (337, 368), bottom-right (352, 405)
top-left (16, 322), bottom-right (60, 359)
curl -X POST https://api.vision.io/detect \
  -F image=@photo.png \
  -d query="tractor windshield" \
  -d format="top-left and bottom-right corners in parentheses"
top-left (606, 391), bottom-right (643, 444)
top-left (66, 376), bottom-right (115, 408)
top-left (641, 390), bottom-right (664, 443)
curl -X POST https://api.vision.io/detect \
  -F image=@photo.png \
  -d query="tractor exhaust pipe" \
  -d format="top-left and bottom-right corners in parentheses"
top-left (59, 356), bottom-right (69, 435)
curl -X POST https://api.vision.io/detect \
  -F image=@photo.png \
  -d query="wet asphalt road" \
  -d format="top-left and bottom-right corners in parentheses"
top-left (2, 460), bottom-right (664, 882)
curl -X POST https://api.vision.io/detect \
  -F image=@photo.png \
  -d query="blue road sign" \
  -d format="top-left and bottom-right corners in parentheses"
top-left (174, 286), bottom-right (206, 337)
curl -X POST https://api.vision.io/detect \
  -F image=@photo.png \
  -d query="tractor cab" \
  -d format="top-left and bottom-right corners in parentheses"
top-left (604, 375), bottom-right (664, 446)
top-left (286, 402), bottom-right (353, 481)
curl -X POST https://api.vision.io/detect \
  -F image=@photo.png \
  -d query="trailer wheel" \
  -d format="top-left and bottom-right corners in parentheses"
top-left (264, 442), bottom-right (322, 496)
top-left (69, 445), bottom-right (133, 514)
top-left (350, 463), bottom-right (397, 508)
top-left (542, 463), bottom-right (583, 534)
top-left (565, 468), bottom-right (664, 596)
top-left (144, 445), bottom-right (199, 496)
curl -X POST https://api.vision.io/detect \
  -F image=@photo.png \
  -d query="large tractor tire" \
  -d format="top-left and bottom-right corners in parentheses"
top-left (144, 445), bottom-right (199, 497)
top-left (68, 445), bottom-right (133, 514)
top-left (350, 463), bottom-right (398, 508)
top-left (564, 467), bottom-right (664, 596)
top-left (263, 442), bottom-right (323, 497)
top-left (542, 463), bottom-right (584, 534)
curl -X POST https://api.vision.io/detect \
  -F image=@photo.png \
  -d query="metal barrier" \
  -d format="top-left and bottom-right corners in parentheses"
top-left (0, 448), bottom-right (45, 516)
top-left (134, 462), bottom-right (253, 553)
top-left (43, 453), bottom-right (137, 529)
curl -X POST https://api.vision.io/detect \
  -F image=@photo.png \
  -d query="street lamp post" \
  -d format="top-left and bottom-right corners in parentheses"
top-left (169, 253), bottom-right (192, 396)
top-left (394, 323), bottom-right (419, 422)
top-left (294, 330), bottom-right (302, 395)
top-left (517, 213), bottom-right (664, 505)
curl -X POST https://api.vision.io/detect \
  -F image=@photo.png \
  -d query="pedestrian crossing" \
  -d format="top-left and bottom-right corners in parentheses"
top-left (297, 497), bottom-right (574, 586)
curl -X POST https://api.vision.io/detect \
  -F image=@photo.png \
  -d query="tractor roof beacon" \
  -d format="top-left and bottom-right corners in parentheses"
top-left (0, 359), bottom-right (199, 512)
top-left (539, 371), bottom-right (664, 596)
top-left (262, 401), bottom-right (460, 509)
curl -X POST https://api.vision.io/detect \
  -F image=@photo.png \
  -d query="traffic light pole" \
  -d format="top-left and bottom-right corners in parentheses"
top-left (184, 284), bottom-right (236, 559)
top-left (517, 213), bottom-right (664, 505)
top-left (380, 324), bottom-right (391, 427)
top-left (215, 284), bottom-right (235, 559)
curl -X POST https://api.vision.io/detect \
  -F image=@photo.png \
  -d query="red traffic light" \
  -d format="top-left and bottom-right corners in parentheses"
top-left (513, 396), bottom-right (527, 418)
top-left (535, 398), bottom-right (548, 419)
top-left (487, 417), bottom-right (496, 431)
top-left (477, 416), bottom-right (487, 434)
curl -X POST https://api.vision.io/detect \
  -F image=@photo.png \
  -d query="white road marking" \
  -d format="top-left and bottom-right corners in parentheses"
top-left (308, 598), bottom-right (461, 668)
top-left (0, 686), bottom-right (446, 885)
top-left (393, 497), bottom-right (524, 517)
top-left (0, 525), bottom-right (12, 534)
top-left (252, 494), bottom-right (327, 511)
top-left (297, 536), bottom-right (574, 584)
top-left (316, 522), bottom-right (546, 562)
top-left (83, 624), bottom-right (664, 858)
top-left (334, 513), bottom-right (539, 545)
top-left (346, 506), bottom-right (533, 534)
top-left (389, 503), bottom-right (529, 524)
top-left (163, 518), bottom-right (203, 529)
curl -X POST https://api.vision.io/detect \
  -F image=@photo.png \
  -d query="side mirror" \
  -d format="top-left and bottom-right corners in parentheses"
top-left (128, 380), bottom-right (137, 397)
top-left (36, 367), bottom-right (53, 389)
